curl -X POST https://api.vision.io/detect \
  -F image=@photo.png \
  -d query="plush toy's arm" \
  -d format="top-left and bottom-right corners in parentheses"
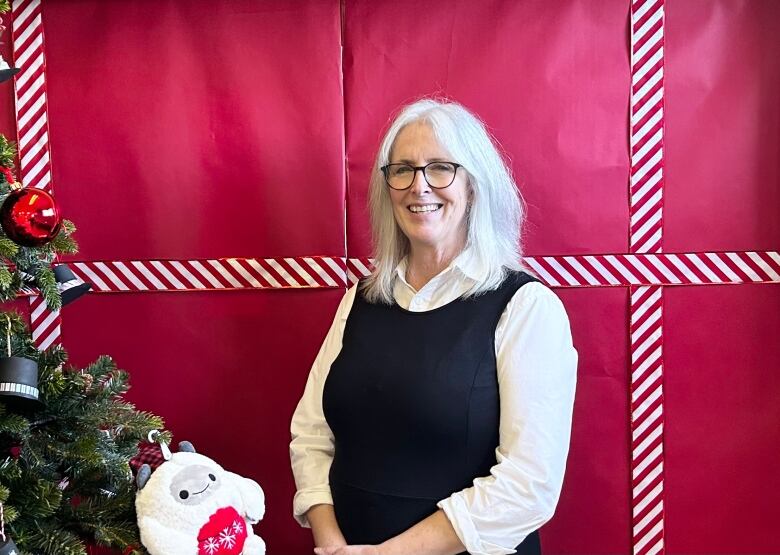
top-left (139, 516), bottom-right (199, 555)
top-left (243, 534), bottom-right (267, 555)
top-left (226, 471), bottom-right (266, 523)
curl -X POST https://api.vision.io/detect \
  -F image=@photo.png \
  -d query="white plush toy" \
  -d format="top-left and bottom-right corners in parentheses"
top-left (135, 441), bottom-right (266, 555)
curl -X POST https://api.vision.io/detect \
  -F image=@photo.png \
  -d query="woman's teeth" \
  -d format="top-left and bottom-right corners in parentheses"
top-left (409, 204), bottom-right (442, 213)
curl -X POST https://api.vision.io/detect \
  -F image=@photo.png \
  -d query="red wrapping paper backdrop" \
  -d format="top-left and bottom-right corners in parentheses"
top-left (664, 285), bottom-right (780, 553)
top-left (0, 0), bottom-right (775, 553)
top-left (662, 2), bottom-right (780, 552)
top-left (665, 0), bottom-right (780, 252)
top-left (546, 288), bottom-right (632, 554)
top-left (343, 0), bottom-right (632, 258)
top-left (43, 0), bottom-right (346, 260)
top-left (37, 1), bottom-right (345, 554)
top-left (63, 288), bottom-right (345, 555)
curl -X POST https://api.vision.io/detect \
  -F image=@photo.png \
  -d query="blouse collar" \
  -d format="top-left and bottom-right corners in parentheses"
top-left (394, 246), bottom-right (482, 290)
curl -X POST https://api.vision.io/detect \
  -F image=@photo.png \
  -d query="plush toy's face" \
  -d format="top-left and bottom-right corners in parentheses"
top-left (169, 463), bottom-right (223, 506)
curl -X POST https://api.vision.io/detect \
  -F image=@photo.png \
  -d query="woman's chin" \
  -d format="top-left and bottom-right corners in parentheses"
top-left (406, 233), bottom-right (444, 249)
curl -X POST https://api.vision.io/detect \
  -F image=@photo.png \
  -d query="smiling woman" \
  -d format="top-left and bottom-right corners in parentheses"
top-left (361, 100), bottom-right (530, 304)
top-left (290, 98), bottom-right (578, 555)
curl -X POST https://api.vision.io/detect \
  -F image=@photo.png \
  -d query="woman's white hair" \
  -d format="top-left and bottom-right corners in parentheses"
top-left (361, 97), bottom-right (535, 304)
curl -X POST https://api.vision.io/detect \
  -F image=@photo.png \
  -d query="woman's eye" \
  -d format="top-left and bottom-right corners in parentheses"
top-left (209, 473), bottom-right (216, 481)
top-left (179, 490), bottom-right (189, 499)
top-left (394, 166), bottom-right (413, 174)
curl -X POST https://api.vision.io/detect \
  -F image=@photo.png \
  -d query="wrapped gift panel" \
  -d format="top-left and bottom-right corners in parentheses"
top-left (5, 0), bottom-right (778, 553)
top-left (62, 288), bottom-right (346, 555)
top-left (664, 284), bottom-right (780, 553)
top-left (540, 287), bottom-right (632, 554)
top-left (665, 0), bottom-right (780, 252)
top-left (343, 0), bottom-right (631, 258)
top-left (42, 0), bottom-right (345, 260)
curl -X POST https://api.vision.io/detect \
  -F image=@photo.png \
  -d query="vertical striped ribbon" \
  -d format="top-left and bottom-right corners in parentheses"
top-left (629, 0), bottom-right (665, 553)
top-left (630, 284), bottom-right (664, 553)
top-left (11, 0), bottom-right (62, 349)
top-left (28, 293), bottom-right (60, 351)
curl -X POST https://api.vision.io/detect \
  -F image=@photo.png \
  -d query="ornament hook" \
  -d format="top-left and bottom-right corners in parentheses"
top-left (147, 429), bottom-right (171, 460)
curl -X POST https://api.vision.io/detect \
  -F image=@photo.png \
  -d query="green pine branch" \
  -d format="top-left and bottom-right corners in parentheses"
top-left (0, 411), bottom-right (30, 435)
top-left (0, 134), bottom-right (15, 168)
top-left (10, 476), bottom-right (62, 519)
top-left (0, 236), bottom-right (19, 257)
top-left (24, 523), bottom-right (87, 555)
top-left (36, 265), bottom-right (62, 311)
top-left (51, 228), bottom-right (79, 254)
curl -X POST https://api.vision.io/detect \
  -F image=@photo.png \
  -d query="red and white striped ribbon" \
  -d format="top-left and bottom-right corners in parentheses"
top-left (11, 0), bottom-right (52, 193)
top-left (629, 0), bottom-right (665, 553)
top-left (524, 251), bottom-right (780, 287)
top-left (630, 0), bottom-right (665, 256)
top-left (11, 0), bottom-right (62, 349)
top-left (55, 251), bottom-right (780, 293)
top-left (28, 293), bottom-right (60, 351)
top-left (69, 256), bottom-right (348, 292)
top-left (347, 252), bottom-right (780, 288)
top-left (22, 251), bottom-right (775, 294)
top-left (38, 251), bottom-right (780, 292)
top-left (630, 285), bottom-right (665, 554)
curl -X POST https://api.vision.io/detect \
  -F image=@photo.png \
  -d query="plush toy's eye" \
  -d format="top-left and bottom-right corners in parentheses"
top-left (209, 473), bottom-right (216, 481)
top-left (179, 490), bottom-right (189, 499)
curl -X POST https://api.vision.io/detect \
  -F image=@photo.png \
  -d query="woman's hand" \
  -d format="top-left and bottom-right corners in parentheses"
top-left (314, 546), bottom-right (381, 555)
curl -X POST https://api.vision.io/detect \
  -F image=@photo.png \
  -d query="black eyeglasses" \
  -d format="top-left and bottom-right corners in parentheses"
top-left (380, 161), bottom-right (463, 190)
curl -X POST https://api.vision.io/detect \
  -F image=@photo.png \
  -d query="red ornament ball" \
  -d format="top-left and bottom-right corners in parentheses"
top-left (0, 187), bottom-right (63, 247)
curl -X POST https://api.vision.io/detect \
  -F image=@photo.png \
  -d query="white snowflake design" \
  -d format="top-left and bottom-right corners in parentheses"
top-left (232, 519), bottom-right (245, 534)
top-left (219, 527), bottom-right (237, 549)
top-left (202, 537), bottom-right (220, 555)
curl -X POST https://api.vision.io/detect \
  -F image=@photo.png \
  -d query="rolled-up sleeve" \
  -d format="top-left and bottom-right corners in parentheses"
top-left (290, 285), bottom-right (357, 527)
top-left (437, 282), bottom-right (578, 555)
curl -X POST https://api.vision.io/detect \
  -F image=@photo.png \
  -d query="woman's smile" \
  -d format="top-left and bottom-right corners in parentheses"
top-left (407, 203), bottom-right (443, 214)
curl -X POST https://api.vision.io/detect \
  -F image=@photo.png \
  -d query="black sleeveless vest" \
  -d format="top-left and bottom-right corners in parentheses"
top-left (323, 270), bottom-right (542, 554)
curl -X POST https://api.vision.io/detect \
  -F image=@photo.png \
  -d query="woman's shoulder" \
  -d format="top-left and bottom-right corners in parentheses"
top-left (505, 272), bottom-right (566, 311)
top-left (331, 283), bottom-right (359, 324)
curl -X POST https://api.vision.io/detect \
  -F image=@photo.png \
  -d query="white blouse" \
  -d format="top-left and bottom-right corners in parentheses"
top-left (290, 249), bottom-right (578, 555)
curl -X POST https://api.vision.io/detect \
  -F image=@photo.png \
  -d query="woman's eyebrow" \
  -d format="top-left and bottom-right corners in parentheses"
top-left (392, 157), bottom-right (449, 164)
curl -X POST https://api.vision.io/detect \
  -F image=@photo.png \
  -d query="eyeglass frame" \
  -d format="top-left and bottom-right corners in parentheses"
top-left (380, 161), bottom-right (464, 190)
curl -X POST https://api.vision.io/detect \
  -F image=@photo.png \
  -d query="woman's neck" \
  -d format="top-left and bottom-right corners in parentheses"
top-left (405, 242), bottom-right (465, 291)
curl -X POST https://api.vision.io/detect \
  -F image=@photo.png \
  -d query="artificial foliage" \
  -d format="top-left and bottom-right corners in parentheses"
top-left (0, 310), bottom-right (168, 555)
top-left (0, 135), bottom-right (79, 310)
top-left (0, 4), bottom-right (167, 552)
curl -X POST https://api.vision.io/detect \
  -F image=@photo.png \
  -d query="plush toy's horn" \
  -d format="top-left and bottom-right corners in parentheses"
top-left (178, 441), bottom-right (197, 453)
top-left (136, 464), bottom-right (152, 490)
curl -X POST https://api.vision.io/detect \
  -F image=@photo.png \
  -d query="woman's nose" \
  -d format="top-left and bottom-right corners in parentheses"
top-left (410, 168), bottom-right (430, 194)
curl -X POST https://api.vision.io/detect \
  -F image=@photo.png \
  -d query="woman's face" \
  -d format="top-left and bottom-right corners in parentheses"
top-left (387, 122), bottom-right (471, 254)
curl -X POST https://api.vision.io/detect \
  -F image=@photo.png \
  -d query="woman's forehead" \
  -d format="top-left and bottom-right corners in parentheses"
top-left (390, 122), bottom-right (453, 162)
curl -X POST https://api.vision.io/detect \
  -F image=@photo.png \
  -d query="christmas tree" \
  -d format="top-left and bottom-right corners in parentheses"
top-left (0, 314), bottom-right (166, 555)
top-left (0, 7), bottom-right (166, 552)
